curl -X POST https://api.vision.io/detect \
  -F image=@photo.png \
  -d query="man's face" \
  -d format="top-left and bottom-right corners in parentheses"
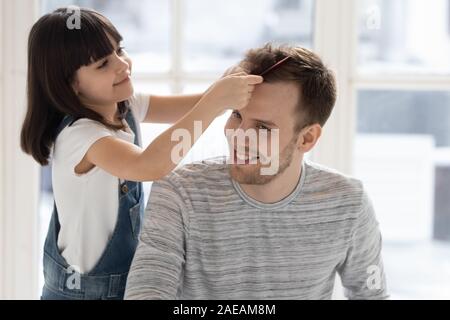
top-left (224, 81), bottom-right (302, 185)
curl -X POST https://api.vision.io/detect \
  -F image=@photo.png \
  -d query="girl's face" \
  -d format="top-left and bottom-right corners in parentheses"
top-left (73, 36), bottom-right (133, 110)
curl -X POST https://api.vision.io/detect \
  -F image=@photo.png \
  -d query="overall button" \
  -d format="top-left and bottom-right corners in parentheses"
top-left (121, 184), bottom-right (129, 194)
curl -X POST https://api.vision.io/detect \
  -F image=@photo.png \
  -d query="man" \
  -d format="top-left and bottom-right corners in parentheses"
top-left (125, 44), bottom-right (388, 300)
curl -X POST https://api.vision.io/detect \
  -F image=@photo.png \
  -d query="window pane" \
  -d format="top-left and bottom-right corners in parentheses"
top-left (42, 0), bottom-right (171, 73)
top-left (358, 0), bottom-right (450, 74)
top-left (184, 0), bottom-right (315, 73)
top-left (355, 90), bottom-right (450, 299)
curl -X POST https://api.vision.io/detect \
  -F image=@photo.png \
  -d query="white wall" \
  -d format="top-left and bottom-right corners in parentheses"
top-left (0, 0), bottom-right (4, 300)
top-left (0, 0), bottom-right (40, 299)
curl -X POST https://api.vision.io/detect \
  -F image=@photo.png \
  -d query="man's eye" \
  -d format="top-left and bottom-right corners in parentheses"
top-left (257, 124), bottom-right (271, 131)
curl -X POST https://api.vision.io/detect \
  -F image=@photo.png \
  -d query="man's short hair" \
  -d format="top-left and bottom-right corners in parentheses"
top-left (240, 43), bottom-right (337, 131)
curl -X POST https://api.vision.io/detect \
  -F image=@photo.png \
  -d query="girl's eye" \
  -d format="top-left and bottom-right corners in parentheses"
top-left (117, 46), bottom-right (125, 55)
top-left (97, 59), bottom-right (108, 69)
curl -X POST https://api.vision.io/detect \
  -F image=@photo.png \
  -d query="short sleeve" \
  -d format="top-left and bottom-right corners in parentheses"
top-left (128, 92), bottom-right (150, 123)
top-left (54, 119), bottom-right (113, 175)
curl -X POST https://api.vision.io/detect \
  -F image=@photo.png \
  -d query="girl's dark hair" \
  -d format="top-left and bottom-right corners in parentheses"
top-left (21, 7), bottom-right (129, 165)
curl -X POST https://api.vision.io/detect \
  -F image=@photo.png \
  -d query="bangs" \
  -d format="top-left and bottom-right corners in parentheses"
top-left (56, 7), bottom-right (123, 77)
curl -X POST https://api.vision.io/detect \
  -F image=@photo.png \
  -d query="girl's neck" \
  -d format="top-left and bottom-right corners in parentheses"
top-left (87, 101), bottom-right (120, 125)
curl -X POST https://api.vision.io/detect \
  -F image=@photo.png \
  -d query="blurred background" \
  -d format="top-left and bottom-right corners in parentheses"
top-left (1, 0), bottom-right (449, 299)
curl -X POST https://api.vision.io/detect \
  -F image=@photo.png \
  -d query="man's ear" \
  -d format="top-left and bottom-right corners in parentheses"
top-left (296, 124), bottom-right (322, 153)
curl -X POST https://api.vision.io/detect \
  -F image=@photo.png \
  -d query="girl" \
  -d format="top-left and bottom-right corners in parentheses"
top-left (20, 7), bottom-right (262, 300)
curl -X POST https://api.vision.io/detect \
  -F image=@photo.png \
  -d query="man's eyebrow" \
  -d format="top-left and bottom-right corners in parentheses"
top-left (233, 110), bottom-right (278, 127)
top-left (252, 118), bottom-right (278, 127)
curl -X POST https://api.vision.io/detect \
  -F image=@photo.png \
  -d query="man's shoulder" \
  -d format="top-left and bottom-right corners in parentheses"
top-left (304, 160), bottom-right (366, 202)
top-left (302, 161), bottom-right (373, 223)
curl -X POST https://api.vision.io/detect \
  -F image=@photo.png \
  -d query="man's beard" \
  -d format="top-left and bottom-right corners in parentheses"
top-left (229, 136), bottom-right (298, 185)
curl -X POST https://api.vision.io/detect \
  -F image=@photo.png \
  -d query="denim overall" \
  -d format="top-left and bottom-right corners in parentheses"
top-left (41, 110), bottom-right (144, 300)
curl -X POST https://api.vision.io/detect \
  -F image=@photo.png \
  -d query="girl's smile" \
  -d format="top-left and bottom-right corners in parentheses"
top-left (114, 74), bottom-right (131, 87)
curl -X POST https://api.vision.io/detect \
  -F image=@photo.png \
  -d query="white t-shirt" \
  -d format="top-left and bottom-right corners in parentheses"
top-left (52, 93), bottom-right (150, 274)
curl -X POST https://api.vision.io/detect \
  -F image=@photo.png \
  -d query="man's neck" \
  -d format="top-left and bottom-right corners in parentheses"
top-left (239, 156), bottom-right (303, 204)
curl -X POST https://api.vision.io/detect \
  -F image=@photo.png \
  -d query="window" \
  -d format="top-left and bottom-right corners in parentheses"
top-left (183, 0), bottom-right (314, 73)
top-left (43, 0), bottom-right (172, 72)
top-left (355, 0), bottom-right (450, 299)
top-left (358, 0), bottom-right (450, 74)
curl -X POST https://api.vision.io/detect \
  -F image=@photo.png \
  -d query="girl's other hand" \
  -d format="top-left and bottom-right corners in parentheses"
top-left (203, 74), bottom-right (264, 113)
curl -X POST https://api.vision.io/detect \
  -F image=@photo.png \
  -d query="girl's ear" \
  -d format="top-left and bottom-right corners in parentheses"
top-left (296, 124), bottom-right (322, 153)
top-left (72, 76), bottom-right (80, 95)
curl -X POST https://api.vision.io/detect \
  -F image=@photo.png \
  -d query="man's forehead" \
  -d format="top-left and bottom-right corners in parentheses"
top-left (244, 81), bottom-right (299, 121)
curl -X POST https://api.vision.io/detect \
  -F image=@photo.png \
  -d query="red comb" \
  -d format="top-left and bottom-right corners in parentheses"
top-left (259, 56), bottom-right (291, 76)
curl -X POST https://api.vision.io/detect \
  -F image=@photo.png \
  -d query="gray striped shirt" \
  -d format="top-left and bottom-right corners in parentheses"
top-left (125, 157), bottom-right (388, 300)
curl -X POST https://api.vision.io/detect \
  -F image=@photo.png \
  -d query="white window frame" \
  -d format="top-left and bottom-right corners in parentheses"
top-left (132, 0), bottom-right (229, 91)
top-left (310, 0), bottom-right (358, 174)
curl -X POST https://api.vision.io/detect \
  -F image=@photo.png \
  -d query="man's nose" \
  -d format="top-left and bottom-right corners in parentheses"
top-left (236, 121), bottom-right (251, 132)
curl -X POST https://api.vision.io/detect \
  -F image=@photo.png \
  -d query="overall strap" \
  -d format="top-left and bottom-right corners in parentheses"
top-left (55, 115), bottom-right (76, 137)
top-left (124, 108), bottom-right (141, 147)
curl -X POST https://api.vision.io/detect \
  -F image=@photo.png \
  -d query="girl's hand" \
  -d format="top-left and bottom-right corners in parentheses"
top-left (203, 74), bottom-right (264, 113)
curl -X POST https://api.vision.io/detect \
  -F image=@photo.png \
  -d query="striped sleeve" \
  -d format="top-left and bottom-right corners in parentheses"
top-left (124, 178), bottom-right (188, 300)
top-left (338, 189), bottom-right (389, 300)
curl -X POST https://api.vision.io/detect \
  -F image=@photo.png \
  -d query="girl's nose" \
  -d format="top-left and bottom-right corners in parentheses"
top-left (114, 53), bottom-right (130, 74)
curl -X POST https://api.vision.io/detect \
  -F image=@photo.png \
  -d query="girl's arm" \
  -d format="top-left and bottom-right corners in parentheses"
top-left (144, 94), bottom-right (203, 124)
top-left (145, 68), bottom-right (247, 124)
top-left (82, 74), bottom-right (263, 182)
